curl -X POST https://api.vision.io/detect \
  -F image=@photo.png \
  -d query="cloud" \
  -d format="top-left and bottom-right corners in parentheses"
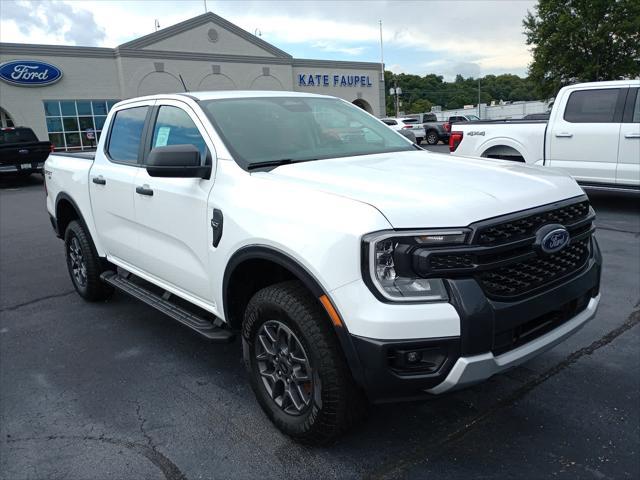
top-left (312, 41), bottom-right (366, 56)
top-left (0, 0), bottom-right (536, 78)
top-left (1, 0), bottom-right (106, 45)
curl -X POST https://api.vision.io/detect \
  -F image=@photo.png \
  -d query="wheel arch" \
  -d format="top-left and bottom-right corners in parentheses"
top-left (478, 138), bottom-right (529, 162)
top-left (55, 192), bottom-right (86, 238)
top-left (54, 192), bottom-right (107, 260)
top-left (223, 246), bottom-right (327, 330)
top-left (222, 245), bottom-right (365, 385)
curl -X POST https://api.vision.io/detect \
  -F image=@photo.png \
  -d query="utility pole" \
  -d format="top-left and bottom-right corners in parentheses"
top-left (379, 20), bottom-right (385, 117)
top-left (478, 77), bottom-right (481, 119)
top-left (204, 0), bottom-right (208, 13)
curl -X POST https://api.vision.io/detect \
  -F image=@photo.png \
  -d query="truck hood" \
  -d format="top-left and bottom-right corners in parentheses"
top-left (259, 151), bottom-right (584, 228)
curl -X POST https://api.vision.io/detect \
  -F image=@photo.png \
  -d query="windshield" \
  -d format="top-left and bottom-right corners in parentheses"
top-left (467, 115), bottom-right (480, 121)
top-left (199, 97), bottom-right (414, 168)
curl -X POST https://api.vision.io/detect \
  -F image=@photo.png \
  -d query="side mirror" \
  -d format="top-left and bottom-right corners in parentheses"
top-left (146, 144), bottom-right (211, 179)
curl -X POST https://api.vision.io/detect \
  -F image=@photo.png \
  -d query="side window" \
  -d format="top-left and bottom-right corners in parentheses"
top-left (564, 89), bottom-right (619, 123)
top-left (382, 119), bottom-right (397, 126)
top-left (151, 106), bottom-right (207, 161)
top-left (107, 106), bottom-right (148, 164)
top-left (632, 90), bottom-right (640, 123)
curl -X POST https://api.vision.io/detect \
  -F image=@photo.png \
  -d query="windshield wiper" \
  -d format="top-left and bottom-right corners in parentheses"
top-left (247, 158), bottom-right (319, 170)
top-left (247, 158), bottom-right (295, 170)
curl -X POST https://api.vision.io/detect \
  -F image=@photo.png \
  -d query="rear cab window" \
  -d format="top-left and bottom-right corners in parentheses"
top-left (106, 106), bottom-right (149, 164)
top-left (0, 128), bottom-right (38, 144)
top-left (563, 88), bottom-right (621, 123)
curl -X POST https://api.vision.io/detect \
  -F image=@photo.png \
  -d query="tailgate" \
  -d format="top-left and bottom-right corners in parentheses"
top-left (0, 142), bottom-right (52, 165)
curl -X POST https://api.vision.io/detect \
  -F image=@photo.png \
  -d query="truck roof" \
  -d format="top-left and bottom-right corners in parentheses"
top-left (116, 90), bottom-right (336, 108)
top-left (564, 79), bottom-right (640, 88)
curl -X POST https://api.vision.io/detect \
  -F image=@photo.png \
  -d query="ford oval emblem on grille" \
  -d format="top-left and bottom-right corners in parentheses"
top-left (536, 224), bottom-right (570, 254)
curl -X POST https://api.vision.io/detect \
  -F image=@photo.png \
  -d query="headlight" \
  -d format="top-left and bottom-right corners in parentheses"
top-left (362, 229), bottom-right (470, 302)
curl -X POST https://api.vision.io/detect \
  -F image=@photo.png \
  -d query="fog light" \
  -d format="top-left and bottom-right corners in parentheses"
top-left (406, 351), bottom-right (422, 363)
top-left (389, 346), bottom-right (448, 374)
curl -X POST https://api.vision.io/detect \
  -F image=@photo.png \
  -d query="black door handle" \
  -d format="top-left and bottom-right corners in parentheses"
top-left (92, 176), bottom-right (106, 185)
top-left (136, 185), bottom-right (154, 196)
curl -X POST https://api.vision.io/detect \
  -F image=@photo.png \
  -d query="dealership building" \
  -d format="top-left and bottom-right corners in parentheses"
top-left (0, 12), bottom-right (384, 151)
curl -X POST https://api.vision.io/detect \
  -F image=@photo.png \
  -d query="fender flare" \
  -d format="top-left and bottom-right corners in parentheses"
top-left (54, 192), bottom-right (89, 238)
top-left (223, 245), bottom-right (366, 386)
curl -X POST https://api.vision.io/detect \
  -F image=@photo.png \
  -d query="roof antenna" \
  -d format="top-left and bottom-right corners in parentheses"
top-left (178, 74), bottom-right (189, 92)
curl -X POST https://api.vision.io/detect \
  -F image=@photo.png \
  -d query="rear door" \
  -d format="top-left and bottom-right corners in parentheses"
top-left (132, 100), bottom-right (215, 301)
top-left (89, 101), bottom-right (153, 264)
top-left (617, 88), bottom-right (640, 187)
top-left (547, 87), bottom-right (625, 184)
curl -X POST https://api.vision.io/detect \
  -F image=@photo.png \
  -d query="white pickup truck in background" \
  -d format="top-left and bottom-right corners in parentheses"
top-left (450, 80), bottom-right (640, 192)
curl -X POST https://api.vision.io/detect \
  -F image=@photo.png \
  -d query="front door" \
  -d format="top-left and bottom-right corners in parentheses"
top-left (547, 87), bottom-right (625, 185)
top-left (90, 102), bottom-right (152, 264)
top-left (132, 101), bottom-right (215, 301)
top-left (617, 88), bottom-right (640, 187)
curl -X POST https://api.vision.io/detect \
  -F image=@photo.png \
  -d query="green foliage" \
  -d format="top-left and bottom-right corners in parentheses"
top-left (383, 71), bottom-right (539, 116)
top-left (524, 0), bottom-right (640, 98)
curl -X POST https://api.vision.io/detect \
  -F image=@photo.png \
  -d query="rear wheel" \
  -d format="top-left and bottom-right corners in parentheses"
top-left (243, 280), bottom-right (366, 444)
top-left (426, 130), bottom-right (439, 145)
top-left (64, 220), bottom-right (113, 301)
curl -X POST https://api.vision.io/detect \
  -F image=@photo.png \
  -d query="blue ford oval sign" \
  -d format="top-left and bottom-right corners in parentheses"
top-left (0, 60), bottom-right (63, 87)
top-left (540, 227), bottom-right (570, 254)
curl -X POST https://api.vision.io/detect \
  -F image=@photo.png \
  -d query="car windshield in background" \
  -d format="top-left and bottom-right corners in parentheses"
top-left (199, 97), bottom-right (414, 169)
top-left (0, 128), bottom-right (38, 144)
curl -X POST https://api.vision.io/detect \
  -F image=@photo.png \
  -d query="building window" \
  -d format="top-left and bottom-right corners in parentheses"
top-left (43, 99), bottom-right (119, 151)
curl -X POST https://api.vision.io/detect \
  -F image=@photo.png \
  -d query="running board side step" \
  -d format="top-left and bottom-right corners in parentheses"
top-left (101, 271), bottom-right (234, 343)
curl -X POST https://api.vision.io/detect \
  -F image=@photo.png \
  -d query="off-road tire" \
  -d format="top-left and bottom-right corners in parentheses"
top-left (243, 280), bottom-right (366, 445)
top-left (426, 130), bottom-right (439, 145)
top-left (64, 220), bottom-right (113, 301)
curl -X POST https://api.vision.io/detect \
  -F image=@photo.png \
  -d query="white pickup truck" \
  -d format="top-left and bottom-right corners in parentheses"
top-left (45, 91), bottom-right (601, 444)
top-left (450, 80), bottom-right (640, 192)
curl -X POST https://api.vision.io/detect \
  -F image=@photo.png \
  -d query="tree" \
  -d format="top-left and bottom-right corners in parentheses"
top-left (523, 0), bottom-right (640, 98)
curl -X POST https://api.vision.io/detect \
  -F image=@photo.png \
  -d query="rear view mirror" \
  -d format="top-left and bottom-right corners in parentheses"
top-left (146, 144), bottom-right (211, 179)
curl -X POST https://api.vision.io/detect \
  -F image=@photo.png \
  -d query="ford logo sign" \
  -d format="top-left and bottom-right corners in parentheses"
top-left (535, 224), bottom-right (570, 254)
top-left (0, 60), bottom-right (63, 87)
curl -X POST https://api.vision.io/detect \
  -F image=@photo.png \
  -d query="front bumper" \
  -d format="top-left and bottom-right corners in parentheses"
top-left (343, 238), bottom-right (602, 402)
top-left (428, 293), bottom-right (599, 394)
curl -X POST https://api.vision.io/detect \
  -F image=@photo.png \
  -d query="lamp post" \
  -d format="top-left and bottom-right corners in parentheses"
top-left (389, 83), bottom-right (402, 117)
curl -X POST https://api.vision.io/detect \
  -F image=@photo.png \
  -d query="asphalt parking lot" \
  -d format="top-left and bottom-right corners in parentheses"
top-left (1, 154), bottom-right (638, 479)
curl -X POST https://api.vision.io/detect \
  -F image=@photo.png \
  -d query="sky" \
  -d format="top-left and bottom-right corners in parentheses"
top-left (0, 0), bottom-right (537, 80)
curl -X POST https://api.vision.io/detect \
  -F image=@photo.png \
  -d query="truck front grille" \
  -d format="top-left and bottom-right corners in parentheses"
top-left (476, 200), bottom-right (590, 245)
top-left (416, 197), bottom-right (595, 300)
top-left (477, 238), bottom-right (590, 297)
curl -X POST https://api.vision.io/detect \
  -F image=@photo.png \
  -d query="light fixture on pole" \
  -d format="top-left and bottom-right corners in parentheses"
top-left (389, 84), bottom-right (402, 117)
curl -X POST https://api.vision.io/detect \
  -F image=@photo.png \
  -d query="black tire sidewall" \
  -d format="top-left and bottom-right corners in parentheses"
top-left (64, 220), bottom-right (112, 301)
top-left (245, 300), bottom-right (324, 436)
top-left (65, 225), bottom-right (89, 296)
top-left (427, 131), bottom-right (438, 144)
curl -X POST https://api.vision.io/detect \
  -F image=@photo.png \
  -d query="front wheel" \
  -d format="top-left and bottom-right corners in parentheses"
top-left (64, 220), bottom-right (113, 301)
top-left (242, 281), bottom-right (366, 444)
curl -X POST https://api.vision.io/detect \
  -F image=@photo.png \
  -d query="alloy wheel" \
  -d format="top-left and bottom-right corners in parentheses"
top-left (255, 320), bottom-right (313, 416)
top-left (68, 236), bottom-right (87, 287)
